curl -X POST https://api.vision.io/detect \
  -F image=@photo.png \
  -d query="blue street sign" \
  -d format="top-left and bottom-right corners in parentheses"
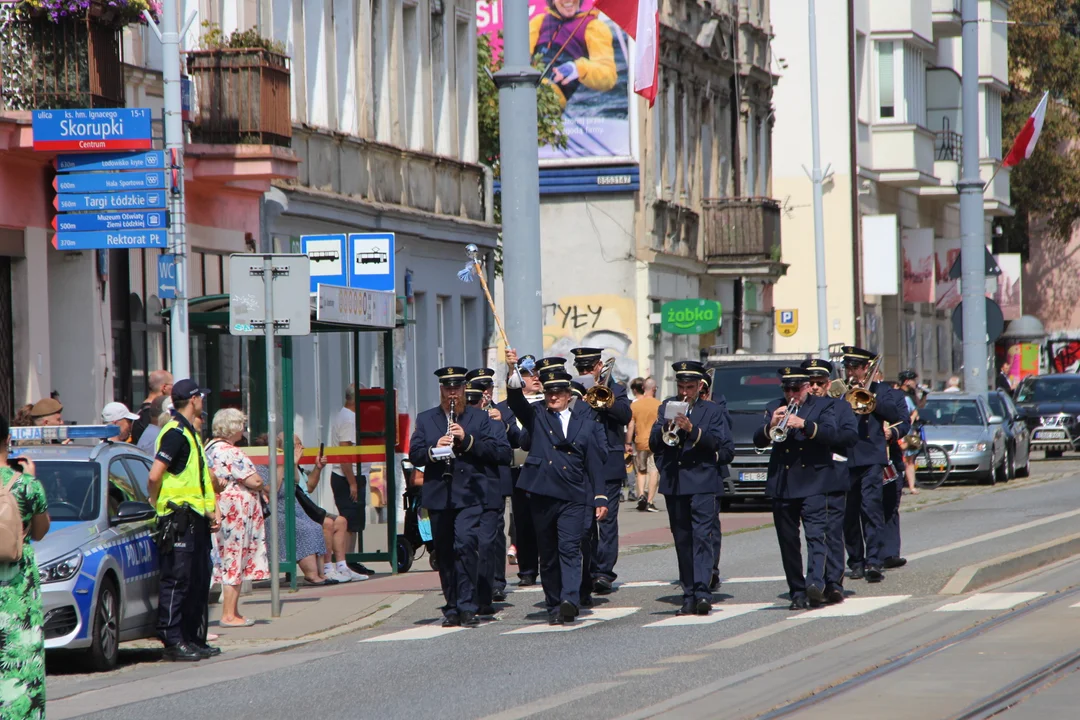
top-left (56, 150), bottom-right (166, 173)
top-left (301, 233), bottom-right (348, 293)
top-left (55, 189), bottom-right (167, 212)
top-left (55, 170), bottom-right (165, 194)
top-left (53, 229), bottom-right (168, 251)
top-left (32, 108), bottom-right (153, 151)
top-left (158, 254), bottom-right (177, 299)
top-left (53, 210), bottom-right (166, 233)
top-left (348, 232), bottom-right (395, 293)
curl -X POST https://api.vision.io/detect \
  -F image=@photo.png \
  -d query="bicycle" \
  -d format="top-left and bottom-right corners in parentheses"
top-left (911, 421), bottom-right (952, 489)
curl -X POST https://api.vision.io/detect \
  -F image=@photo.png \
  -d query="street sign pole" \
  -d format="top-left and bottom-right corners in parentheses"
top-left (161, 0), bottom-right (189, 378)
top-left (262, 254), bottom-right (280, 618)
top-left (808, 0), bottom-right (830, 361)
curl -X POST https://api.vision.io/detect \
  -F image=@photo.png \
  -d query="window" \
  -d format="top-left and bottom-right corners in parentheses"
top-left (435, 296), bottom-right (446, 367)
top-left (876, 40), bottom-right (925, 125)
top-left (855, 34), bottom-right (868, 121)
top-left (456, 17), bottom-right (474, 160)
top-left (431, 12), bottom-right (450, 154)
top-left (107, 460), bottom-right (137, 519)
top-left (402, 2), bottom-right (420, 149)
top-left (371, 0), bottom-right (386, 141)
top-left (745, 107), bottom-right (756, 195)
top-left (123, 458), bottom-right (152, 499)
top-left (757, 116), bottom-right (768, 197)
top-left (877, 41), bottom-right (895, 119)
top-left (983, 88), bottom-right (1002, 159)
top-left (461, 297), bottom-right (478, 367)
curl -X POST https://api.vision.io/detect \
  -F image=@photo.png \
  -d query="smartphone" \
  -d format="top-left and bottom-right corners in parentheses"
top-left (318, 442), bottom-right (325, 458)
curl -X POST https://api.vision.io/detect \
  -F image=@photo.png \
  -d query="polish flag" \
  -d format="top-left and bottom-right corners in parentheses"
top-left (593, 0), bottom-right (660, 106)
top-left (1003, 91), bottom-right (1049, 168)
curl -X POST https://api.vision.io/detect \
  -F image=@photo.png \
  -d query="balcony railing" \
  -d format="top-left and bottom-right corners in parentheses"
top-left (935, 129), bottom-right (962, 162)
top-left (702, 197), bottom-right (781, 261)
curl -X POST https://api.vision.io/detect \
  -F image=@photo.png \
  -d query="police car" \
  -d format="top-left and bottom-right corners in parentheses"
top-left (12, 424), bottom-right (160, 671)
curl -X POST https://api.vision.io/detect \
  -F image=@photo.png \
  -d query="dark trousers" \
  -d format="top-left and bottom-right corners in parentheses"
top-left (845, 464), bottom-right (886, 569)
top-left (511, 486), bottom-right (539, 581)
top-left (531, 494), bottom-right (587, 614)
top-left (587, 479), bottom-right (624, 583)
top-left (824, 490), bottom-right (848, 588)
top-left (772, 493), bottom-right (841, 599)
top-left (157, 512), bottom-right (212, 647)
top-left (430, 505), bottom-right (482, 616)
top-left (711, 494), bottom-right (723, 575)
top-left (580, 507), bottom-right (596, 600)
top-left (882, 476), bottom-right (903, 559)
top-left (666, 493), bottom-right (715, 602)
top-left (476, 505), bottom-right (502, 608)
top-left (494, 501), bottom-right (507, 593)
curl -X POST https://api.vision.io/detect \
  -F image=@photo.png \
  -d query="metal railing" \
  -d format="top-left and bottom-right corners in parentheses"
top-left (935, 129), bottom-right (962, 162)
top-left (187, 48), bottom-right (292, 147)
top-left (701, 197), bottom-right (782, 259)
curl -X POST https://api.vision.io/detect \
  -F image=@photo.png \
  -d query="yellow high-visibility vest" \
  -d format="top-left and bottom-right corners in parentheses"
top-left (154, 419), bottom-right (215, 517)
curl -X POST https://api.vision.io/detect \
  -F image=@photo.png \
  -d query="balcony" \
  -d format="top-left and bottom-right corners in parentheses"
top-left (931, 0), bottom-right (961, 37)
top-left (869, 124), bottom-right (938, 186)
top-left (702, 197), bottom-right (787, 280)
top-left (869, 0), bottom-right (933, 49)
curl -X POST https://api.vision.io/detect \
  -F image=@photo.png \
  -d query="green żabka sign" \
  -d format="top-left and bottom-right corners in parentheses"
top-left (661, 299), bottom-right (722, 334)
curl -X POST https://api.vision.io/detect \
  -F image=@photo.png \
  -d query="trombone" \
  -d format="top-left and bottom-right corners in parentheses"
top-left (830, 354), bottom-right (882, 415)
top-left (584, 358), bottom-right (617, 410)
top-left (770, 399), bottom-right (799, 443)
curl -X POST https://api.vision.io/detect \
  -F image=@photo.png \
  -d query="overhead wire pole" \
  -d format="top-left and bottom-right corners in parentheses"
top-left (959, 0), bottom-right (988, 393)
top-left (807, 0), bottom-right (830, 360)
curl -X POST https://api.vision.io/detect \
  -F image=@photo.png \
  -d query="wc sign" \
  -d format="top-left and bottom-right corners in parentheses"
top-left (158, 254), bottom-right (177, 299)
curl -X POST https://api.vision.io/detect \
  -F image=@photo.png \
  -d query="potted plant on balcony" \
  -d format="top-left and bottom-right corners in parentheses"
top-left (186, 22), bottom-right (292, 147)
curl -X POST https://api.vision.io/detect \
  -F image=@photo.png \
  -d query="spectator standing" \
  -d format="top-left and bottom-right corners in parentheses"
top-left (943, 376), bottom-right (962, 392)
top-left (996, 360), bottom-right (1013, 393)
top-left (205, 409), bottom-right (270, 628)
top-left (29, 398), bottom-right (63, 427)
top-left (136, 396), bottom-right (171, 455)
top-left (102, 402), bottom-right (140, 443)
top-left (626, 378), bottom-right (661, 512)
top-left (329, 385), bottom-right (373, 575)
top-left (0, 413), bottom-right (51, 719)
top-left (132, 370), bottom-right (174, 443)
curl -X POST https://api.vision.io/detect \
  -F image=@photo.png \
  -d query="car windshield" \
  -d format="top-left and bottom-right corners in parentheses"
top-left (922, 399), bottom-right (984, 426)
top-left (712, 367), bottom-right (784, 412)
top-left (1016, 378), bottom-right (1080, 403)
top-left (33, 461), bottom-right (100, 521)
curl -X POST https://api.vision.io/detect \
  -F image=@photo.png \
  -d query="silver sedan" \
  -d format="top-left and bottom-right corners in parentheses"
top-left (920, 393), bottom-right (1009, 485)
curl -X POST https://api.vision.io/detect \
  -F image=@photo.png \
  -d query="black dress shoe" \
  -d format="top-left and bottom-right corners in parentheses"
top-left (162, 643), bottom-right (202, 662)
top-left (676, 603), bottom-right (696, 616)
top-left (492, 589), bottom-right (507, 602)
top-left (883, 556), bottom-right (908, 569)
top-left (477, 605), bottom-right (497, 617)
top-left (193, 642), bottom-right (222, 658)
top-left (442, 614), bottom-right (461, 628)
top-left (461, 611), bottom-right (480, 628)
top-left (865, 566), bottom-right (885, 583)
top-left (848, 564), bottom-right (865, 580)
top-left (348, 562), bottom-right (375, 576)
top-left (580, 595), bottom-right (594, 608)
top-left (560, 600), bottom-right (579, 622)
top-left (695, 598), bottom-right (712, 615)
top-left (518, 575), bottom-right (537, 587)
top-left (807, 584), bottom-right (825, 607)
top-left (824, 585), bottom-right (845, 604)
top-left (548, 614), bottom-right (562, 626)
top-left (709, 573), bottom-right (721, 592)
top-left (593, 577), bottom-right (614, 595)
top-left (789, 596), bottom-right (809, 611)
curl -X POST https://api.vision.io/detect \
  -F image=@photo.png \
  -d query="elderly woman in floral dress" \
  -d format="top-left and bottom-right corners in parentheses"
top-left (206, 409), bottom-right (269, 628)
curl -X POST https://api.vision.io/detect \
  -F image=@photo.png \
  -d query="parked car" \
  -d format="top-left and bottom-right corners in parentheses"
top-left (1013, 374), bottom-right (1080, 457)
top-left (920, 393), bottom-right (1008, 485)
top-left (986, 389), bottom-right (1031, 479)
top-left (14, 428), bottom-right (160, 671)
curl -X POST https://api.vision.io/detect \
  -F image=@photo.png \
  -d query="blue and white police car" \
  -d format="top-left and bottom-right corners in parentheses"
top-left (12, 424), bottom-right (161, 671)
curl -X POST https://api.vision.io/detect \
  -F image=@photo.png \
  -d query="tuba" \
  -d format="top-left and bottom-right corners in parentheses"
top-left (843, 355), bottom-right (882, 415)
top-left (584, 358), bottom-right (617, 410)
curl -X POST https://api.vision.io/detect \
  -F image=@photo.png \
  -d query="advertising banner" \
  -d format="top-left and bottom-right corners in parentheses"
top-left (477, 0), bottom-right (636, 165)
top-left (901, 228), bottom-right (935, 303)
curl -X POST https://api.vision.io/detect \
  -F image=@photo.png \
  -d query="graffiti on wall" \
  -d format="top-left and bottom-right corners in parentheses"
top-left (542, 295), bottom-right (639, 383)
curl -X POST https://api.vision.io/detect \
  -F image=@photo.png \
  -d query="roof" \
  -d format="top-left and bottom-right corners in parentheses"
top-left (159, 294), bottom-right (402, 333)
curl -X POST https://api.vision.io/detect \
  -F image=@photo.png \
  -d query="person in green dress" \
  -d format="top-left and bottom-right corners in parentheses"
top-left (0, 413), bottom-right (51, 720)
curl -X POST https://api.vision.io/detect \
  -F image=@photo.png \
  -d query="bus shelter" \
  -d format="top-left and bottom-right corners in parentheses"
top-left (164, 294), bottom-right (401, 586)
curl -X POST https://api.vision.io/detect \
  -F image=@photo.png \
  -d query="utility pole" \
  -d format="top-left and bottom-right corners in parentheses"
top-left (807, 0), bottom-right (829, 360)
top-left (492, 2), bottom-right (543, 355)
top-left (959, 0), bottom-right (987, 393)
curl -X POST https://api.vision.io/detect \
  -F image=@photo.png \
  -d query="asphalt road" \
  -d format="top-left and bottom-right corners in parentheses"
top-left (49, 457), bottom-right (1080, 720)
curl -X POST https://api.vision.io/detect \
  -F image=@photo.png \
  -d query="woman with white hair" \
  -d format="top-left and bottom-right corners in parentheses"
top-left (205, 408), bottom-right (269, 628)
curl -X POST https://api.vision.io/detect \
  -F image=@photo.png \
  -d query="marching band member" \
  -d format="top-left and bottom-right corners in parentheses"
top-left (505, 348), bottom-right (608, 625)
top-left (700, 373), bottom-right (734, 592)
top-left (650, 361), bottom-right (732, 616)
top-left (408, 367), bottom-right (511, 628)
top-left (503, 356), bottom-right (542, 586)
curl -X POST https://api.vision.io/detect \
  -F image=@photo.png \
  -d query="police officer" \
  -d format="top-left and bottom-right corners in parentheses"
top-left (700, 372), bottom-right (734, 592)
top-left (803, 358), bottom-right (859, 602)
top-left (838, 347), bottom-right (908, 583)
top-left (408, 367), bottom-right (511, 628)
top-left (506, 355), bottom-right (543, 586)
top-left (147, 379), bottom-right (218, 662)
top-left (572, 347), bottom-right (632, 596)
top-left (650, 361), bottom-right (732, 616)
top-left (755, 367), bottom-right (849, 609)
top-left (505, 348), bottom-right (608, 625)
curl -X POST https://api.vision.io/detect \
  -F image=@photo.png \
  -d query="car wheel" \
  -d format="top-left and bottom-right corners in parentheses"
top-left (1005, 447), bottom-right (1015, 481)
top-left (720, 499), bottom-right (732, 513)
top-left (993, 457), bottom-right (1007, 485)
top-left (1046, 449), bottom-right (1064, 459)
top-left (85, 578), bottom-right (120, 672)
top-left (1016, 446), bottom-right (1031, 477)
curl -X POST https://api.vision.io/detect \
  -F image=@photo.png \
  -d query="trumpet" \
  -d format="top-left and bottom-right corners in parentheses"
top-left (662, 395), bottom-right (693, 446)
top-left (584, 358), bottom-right (617, 410)
top-left (770, 399), bottom-right (799, 443)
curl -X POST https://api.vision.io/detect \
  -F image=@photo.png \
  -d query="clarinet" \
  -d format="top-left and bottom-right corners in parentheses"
top-left (442, 399), bottom-right (457, 482)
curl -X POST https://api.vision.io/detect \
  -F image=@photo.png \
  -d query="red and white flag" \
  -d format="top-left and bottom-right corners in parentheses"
top-left (593, 0), bottom-right (660, 106)
top-left (1002, 91), bottom-right (1049, 168)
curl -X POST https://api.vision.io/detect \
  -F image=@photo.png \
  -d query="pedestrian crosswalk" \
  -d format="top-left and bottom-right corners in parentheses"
top-left (936, 592), bottom-right (1045, 612)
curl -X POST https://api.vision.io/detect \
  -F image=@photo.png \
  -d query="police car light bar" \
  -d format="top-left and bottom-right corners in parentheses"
top-left (9, 425), bottom-right (121, 443)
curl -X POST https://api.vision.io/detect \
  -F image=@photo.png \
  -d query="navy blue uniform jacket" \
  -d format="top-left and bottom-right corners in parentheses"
top-left (753, 395), bottom-right (851, 498)
top-left (408, 404), bottom-right (512, 511)
top-left (507, 388), bottom-right (608, 504)
top-left (846, 381), bottom-right (907, 467)
top-left (827, 396), bottom-right (861, 486)
top-left (649, 398), bottom-right (732, 497)
top-left (712, 393), bottom-right (735, 482)
top-left (493, 400), bottom-right (522, 497)
top-left (589, 381), bottom-right (632, 482)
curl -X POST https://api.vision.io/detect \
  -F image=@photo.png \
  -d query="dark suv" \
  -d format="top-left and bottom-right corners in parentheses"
top-left (1014, 374), bottom-right (1080, 457)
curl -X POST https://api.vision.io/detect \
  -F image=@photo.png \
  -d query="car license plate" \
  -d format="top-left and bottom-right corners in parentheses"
top-left (1035, 430), bottom-right (1067, 440)
top-left (738, 472), bottom-right (766, 483)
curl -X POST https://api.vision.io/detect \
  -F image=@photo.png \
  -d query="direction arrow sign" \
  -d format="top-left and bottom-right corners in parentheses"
top-left (158, 254), bottom-right (177, 299)
top-left (56, 150), bottom-right (166, 173)
top-left (55, 171), bottom-right (165, 194)
top-left (55, 190), bottom-right (167, 212)
top-left (52, 210), bottom-right (166, 233)
top-left (52, 229), bottom-right (168, 251)
top-left (32, 108), bottom-right (153, 151)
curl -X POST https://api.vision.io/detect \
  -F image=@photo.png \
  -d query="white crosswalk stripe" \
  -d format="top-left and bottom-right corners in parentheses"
top-left (786, 595), bottom-right (911, 619)
top-left (508, 577), bottom-right (784, 594)
top-left (501, 607), bottom-right (640, 635)
top-left (360, 625), bottom-right (465, 642)
top-left (643, 603), bottom-right (775, 628)
top-left (936, 592), bottom-right (1045, 612)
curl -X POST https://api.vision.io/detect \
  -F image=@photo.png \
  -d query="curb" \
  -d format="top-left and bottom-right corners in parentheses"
top-left (940, 532), bottom-right (1080, 595)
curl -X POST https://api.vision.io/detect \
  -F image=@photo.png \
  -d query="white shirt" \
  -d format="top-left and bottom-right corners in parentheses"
top-left (330, 405), bottom-right (356, 476)
top-left (552, 408), bottom-right (571, 437)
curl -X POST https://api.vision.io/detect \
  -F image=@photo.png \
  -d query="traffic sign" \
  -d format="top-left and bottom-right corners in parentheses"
top-left (776, 309), bottom-right (799, 337)
top-left (56, 150), bottom-right (166, 173)
top-left (55, 190), bottom-right (167, 212)
top-left (316, 284), bottom-right (396, 328)
top-left (52, 210), bottom-right (166, 233)
top-left (228, 254), bottom-right (311, 336)
top-left (349, 232), bottom-right (395, 292)
top-left (55, 170), bottom-right (165, 194)
top-left (300, 233), bottom-right (348, 293)
top-left (951, 297), bottom-right (1005, 343)
top-left (52, 229), bottom-right (168, 251)
top-left (158, 254), bottom-right (177, 299)
top-left (32, 108), bottom-right (153, 151)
